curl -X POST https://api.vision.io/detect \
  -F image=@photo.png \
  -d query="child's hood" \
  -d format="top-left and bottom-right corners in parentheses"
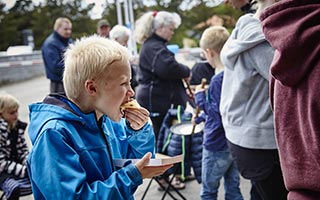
top-left (27, 94), bottom-right (90, 144)
top-left (221, 14), bottom-right (267, 71)
top-left (261, 0), bottom-right (320, 87)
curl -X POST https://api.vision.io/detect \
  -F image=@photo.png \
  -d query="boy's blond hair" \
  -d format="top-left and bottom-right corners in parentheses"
top-left (63, 35), bottom-right (130, 100)
top-left (200, 26), bottom-right (230, 52)
top-left (0, 93), bottom-right (19, 116)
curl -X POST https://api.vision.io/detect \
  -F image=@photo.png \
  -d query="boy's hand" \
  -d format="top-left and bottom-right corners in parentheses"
top-left (195, 84), bottom-right (205, 94)
top-left (192, 111), bottom-right (206, 125)
top-left (124, 107), bottom-right (150, 130)
top-left (135, 152), bottom-right (173, 179)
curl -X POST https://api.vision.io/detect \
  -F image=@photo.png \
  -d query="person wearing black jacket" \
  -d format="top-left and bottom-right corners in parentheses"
top-left (134, 11), bottom-right (190, 144)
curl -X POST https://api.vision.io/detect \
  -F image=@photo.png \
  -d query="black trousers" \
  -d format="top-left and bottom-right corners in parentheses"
top-left (150, 114), bottom-right (165, 145)
top-left (50, 81), bottom-right (65, 94)
top-left (228, 141), bottom-right (288, 200)
top-left (254, 164), bottom-right (288, 200)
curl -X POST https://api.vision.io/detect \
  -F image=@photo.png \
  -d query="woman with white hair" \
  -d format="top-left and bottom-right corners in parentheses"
top-left (109, 25), bottom-right (131, 47)
top-left (134, 11), bottom-right (190, 147)
top-left (110, 25), bottom-right (138, 90)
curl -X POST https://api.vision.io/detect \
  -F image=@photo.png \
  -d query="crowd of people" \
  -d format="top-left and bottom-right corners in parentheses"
top-left (1, 0), bottom-right (319, 199)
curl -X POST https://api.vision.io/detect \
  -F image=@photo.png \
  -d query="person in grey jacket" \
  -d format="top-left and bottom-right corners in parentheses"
top-left (219, 0), bottom-right (287, 199)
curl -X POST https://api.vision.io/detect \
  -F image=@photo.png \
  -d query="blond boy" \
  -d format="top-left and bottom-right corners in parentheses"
top-left (193, 26), bottom-right (243, 200)
top-left (27, 36), bottom-right (172, 199)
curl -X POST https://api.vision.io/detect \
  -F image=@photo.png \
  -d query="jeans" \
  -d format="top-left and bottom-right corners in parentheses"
top-left (200, 149), bottom-right (243, 200)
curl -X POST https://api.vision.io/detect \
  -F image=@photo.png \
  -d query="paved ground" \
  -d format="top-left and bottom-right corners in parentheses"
top-left (0, 75), bottom-right (251, 200)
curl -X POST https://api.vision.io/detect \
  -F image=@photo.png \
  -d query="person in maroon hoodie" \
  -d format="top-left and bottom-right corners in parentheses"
top-left (260, 1), bottom-right (320, 199)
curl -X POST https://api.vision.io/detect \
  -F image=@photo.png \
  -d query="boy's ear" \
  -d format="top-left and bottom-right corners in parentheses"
top-left (85, 80), bottom-right (97, 95)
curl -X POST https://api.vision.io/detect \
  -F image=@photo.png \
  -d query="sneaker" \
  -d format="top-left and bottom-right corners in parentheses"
top-left (175, 174), bottom-right (196, 182)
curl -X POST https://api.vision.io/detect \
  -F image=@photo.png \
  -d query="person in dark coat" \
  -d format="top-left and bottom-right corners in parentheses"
top-left (134, 11), bottom-right (190, 144)
top-left (41, 17), bottom-right (73, 94)
top-left (190, 61), bottom-right (215, 86)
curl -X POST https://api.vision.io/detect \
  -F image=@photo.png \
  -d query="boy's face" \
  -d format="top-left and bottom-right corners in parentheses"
top-left (1, 107), bottom-right (18, 125)
top-left (94, 59), bottom-right (134, 122)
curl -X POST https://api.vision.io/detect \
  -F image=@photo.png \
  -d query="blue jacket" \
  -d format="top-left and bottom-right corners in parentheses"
top-left (194, 71), bottom-right (228, 152)
top-left (27, 94), bottom-right (155, 199)
top-left (41, 31), bottom-right (73, 82)
top-left (136, 33), bottom-right (190, 116)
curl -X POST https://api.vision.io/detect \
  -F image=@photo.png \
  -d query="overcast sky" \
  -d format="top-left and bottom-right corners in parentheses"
top-left (2, 0), bottom-right (105, 19)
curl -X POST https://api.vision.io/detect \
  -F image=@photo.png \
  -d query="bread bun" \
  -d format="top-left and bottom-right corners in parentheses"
top-left (120, 99), bottom-right (141, 112)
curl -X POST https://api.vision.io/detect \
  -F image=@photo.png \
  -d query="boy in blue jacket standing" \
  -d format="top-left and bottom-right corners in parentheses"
top-left (193, 26), bottom-right (243, 200)
top-left (27, 35), bottom-right (172, 199)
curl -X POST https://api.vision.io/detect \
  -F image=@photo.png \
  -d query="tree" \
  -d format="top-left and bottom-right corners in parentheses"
top-left (0, 0), bottom-right (37, 50)
top-left (0, 0), bottom-right (243, 51)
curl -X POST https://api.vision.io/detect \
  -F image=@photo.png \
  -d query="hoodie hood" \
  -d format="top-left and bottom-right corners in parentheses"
top-left (221, 14), bottom-right (266, 71)
top-left (261, 0), bottom-right (320, 87)
top-left (28, 94), bottom-right (97, 144)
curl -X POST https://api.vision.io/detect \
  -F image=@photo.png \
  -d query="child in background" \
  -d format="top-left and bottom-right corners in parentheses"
top-left (193, 26), bottom-right (243, 200)
top-left (0, 93), bottom-right (32, 200)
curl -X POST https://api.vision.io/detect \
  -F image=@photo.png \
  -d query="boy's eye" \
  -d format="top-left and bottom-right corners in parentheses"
top-left (122, 81), bottom-right (130, 86)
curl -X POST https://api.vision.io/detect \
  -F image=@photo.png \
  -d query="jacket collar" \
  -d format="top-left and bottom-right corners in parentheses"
top-left (43, 94), bottom-right (98, 129)
top-left (53, 31), bottom-right (70, 44)
top-left (150, 33), bottom-right (168, 44)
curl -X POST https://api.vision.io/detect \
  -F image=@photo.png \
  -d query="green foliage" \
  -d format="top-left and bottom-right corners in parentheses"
top-left (0, 0), bottom-right (96, 51)
top-left (0, 0), bottom-right (242, 51)
top-left (130, 0), bottom-right (242, 48)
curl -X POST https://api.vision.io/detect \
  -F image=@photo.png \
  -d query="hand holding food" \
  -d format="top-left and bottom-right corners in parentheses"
top-left (120, 99), bottom-right (150, 130)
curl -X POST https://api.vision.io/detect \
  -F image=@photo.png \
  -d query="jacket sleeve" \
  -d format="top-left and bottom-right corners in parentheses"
top-left (42, 42), bottom-right (64, 76)
top-left (103, 118), bottom-right (155, 159)
top-left (17, 121), bottom-right (30, 164)
top-left (28, 128), bottom-right (142, 200)
top-left (17, 134), bottom-right (29, 164)
top-left (249, 41), bottom-right (274, 81)
top-left (124, 120), bottom-right (155, 158)
top-left (195, 75), bottom-right (221, 125)
top-left (0, 120), bottom-right (28, 178)
top-left (152, 47), bottom-right (190, 80)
